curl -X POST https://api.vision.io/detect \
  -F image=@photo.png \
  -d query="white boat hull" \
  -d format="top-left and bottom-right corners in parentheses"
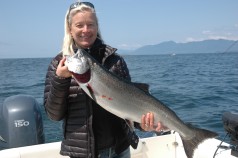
top-left (0, 132), bottom-right (235, 158)
top-left (131, 132), bottom-right (235, 158)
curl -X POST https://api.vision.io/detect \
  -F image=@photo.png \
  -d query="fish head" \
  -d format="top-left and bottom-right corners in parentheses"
top-left (66, 49), bottom-right (91, 83)
top-left (66, 49), bottom-right (90, 75)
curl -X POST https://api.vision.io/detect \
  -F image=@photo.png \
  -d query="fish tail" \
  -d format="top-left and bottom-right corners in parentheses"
top-left (181, 127), bottom-right (218, 158)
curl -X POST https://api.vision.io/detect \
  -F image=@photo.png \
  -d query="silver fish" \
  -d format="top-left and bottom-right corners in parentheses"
top-left (66, 49), bottom-right (217, 158)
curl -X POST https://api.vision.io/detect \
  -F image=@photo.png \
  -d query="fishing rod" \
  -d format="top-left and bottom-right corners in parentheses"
top-left (222, 40), bottom-right (238, 53)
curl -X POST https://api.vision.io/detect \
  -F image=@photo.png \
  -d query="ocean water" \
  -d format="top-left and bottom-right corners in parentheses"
top-left (0, 52), bottom-right (237, 143)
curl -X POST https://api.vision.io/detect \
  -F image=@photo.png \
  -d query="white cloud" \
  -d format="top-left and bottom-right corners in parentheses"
top-left (208, 35), bottom-right (229, 40)
top-left (185, 37), bottom-right (204, 42)
top-left (202, 30), bottom-right (213, 35)
top-left (207, 34), bottom-right (238, 41)
top-left (117, 43), bottom-right (142, 50)
top-left (185, 27), bottom-right (238, 42)
top-left (186, 35), bottom-right (238, 42)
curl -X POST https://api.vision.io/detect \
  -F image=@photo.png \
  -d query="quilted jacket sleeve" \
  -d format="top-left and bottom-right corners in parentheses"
top-left (44, 53), bottom-right (71, 121)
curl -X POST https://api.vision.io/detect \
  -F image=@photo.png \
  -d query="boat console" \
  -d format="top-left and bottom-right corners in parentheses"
top-left (222, 111), bottom-right (238, 157)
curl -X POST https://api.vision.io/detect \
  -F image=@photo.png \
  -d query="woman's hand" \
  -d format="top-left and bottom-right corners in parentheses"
top-left (140, 112), bottom-right (168, 132)
top-left (56, 57), bottom-right (72, 78)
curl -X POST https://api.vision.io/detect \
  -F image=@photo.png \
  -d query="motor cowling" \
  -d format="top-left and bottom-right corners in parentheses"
top-left (0, 95), bottom-right (45, 150)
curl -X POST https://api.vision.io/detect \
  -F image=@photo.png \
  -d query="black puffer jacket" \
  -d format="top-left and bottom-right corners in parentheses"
top-left (44, 41), bottom-right (134, 158)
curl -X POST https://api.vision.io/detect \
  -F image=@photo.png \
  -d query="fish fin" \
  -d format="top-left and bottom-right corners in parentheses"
top-left (181, 128), bottom-right (218, 158)
top-left (86, 84), bottom-right (97, 101)
top-left (132, 82), bottom-right (150, 93)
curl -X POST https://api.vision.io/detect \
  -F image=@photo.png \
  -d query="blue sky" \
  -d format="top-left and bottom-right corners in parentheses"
top-left (0, 0), bottom-right (238, 58)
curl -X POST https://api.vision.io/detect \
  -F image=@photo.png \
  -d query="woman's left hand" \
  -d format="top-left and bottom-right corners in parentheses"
top-left (140, 112), bottom-right (168, 132)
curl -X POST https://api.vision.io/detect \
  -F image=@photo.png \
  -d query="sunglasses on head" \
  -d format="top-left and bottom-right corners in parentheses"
top-left (69, 2), bottom-right (94, 10)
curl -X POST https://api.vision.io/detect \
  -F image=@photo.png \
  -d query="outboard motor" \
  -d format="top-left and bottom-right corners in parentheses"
top-left (0, 95), bottom-right (45, 150)
top-left (222, 111), bottom-right (238, 157)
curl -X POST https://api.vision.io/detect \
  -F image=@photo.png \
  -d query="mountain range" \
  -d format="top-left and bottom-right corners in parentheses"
top-left (118, 39), bottom-right (238, 55)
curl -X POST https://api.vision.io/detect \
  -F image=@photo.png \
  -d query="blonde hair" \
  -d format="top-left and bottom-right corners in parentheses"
top-left (62, 2), bottom-right (102, 56)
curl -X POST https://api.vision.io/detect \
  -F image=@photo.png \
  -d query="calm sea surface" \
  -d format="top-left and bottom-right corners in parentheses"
top-left (0, 53), bottom-right (237, 143)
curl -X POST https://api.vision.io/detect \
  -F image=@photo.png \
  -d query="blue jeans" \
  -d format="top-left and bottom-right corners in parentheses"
top-left (98, 147), bottom-right (130, 158)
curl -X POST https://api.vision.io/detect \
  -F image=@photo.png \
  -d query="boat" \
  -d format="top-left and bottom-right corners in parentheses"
top-left (0, 95), bottom-right (237, 158)
top-left (0, 132), bottom-right (236, 158)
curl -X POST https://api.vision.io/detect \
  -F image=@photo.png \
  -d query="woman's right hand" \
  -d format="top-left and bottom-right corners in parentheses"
top-left (140, 112), bottom-right (168, 132)
top-left (56, 57), bottom-right (72, 78)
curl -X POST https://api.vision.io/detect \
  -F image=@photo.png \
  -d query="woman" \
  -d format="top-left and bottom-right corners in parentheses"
top-left (44, 2), bottom-right (164, 158)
